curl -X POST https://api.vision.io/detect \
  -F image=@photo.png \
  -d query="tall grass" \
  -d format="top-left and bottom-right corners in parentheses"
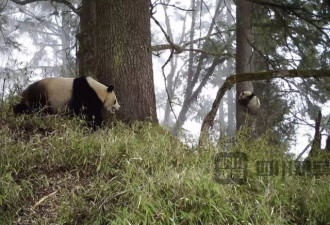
top-left (0, 100), bottom-right (329, 224)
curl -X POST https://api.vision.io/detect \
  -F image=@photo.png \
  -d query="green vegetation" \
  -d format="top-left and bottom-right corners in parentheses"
top-left (0, 100), bottom-right (329, 225)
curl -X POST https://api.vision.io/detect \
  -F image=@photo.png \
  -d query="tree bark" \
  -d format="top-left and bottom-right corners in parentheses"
top-left (79, 0), bottom-right (157, 122)
top-left (218, 95), bottom-right (225, 134)
top-left (236, 0), bottom-right (254, 130)
top-left (326, 136), bottom-right (330, 152)
top-left (225, 2), bottom-right (235, 136)
top-left (309, 110), bottom-right (322, 158)
top-left (227, 89), bottom-right (235, 135)
top-left (77, 0), bottom-right (96, 77)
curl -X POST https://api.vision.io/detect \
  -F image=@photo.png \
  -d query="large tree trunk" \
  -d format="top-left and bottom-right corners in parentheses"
top-left (227, 89), bottom-right (236, 135)
top-left (236, 0), bottom-right (254, 130)
top-left (309, 110), bottom-right (322, 158)
top-left (218, 96), bottom-right (225, 134)
top-left (78, 0), bottom-right (158, 122)
top-left (225, 2), bottom-right (236, 136)
top-left (77, 0), bottom-right (96, 77)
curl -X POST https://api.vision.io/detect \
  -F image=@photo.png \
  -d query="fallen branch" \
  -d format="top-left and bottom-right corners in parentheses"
top-left (32, 190), bottom-right (58, 210)
top-left (157, 2), bottom-right (194, 12)
top-left (198, 69), bottom-right (330, 147)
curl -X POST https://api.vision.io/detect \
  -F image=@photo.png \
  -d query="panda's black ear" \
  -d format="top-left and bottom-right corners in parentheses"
top-left (107, 85), bottom-right (114, 92)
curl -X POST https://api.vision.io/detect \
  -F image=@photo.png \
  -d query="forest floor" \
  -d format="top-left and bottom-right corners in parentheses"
top-left (1, 100), bottom-right (330, 225)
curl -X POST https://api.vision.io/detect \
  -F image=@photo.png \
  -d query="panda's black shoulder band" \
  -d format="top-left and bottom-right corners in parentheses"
top-left (107, 85), bottom-right (114, 92)
top-left (247, 93), bottom-right (255, 100)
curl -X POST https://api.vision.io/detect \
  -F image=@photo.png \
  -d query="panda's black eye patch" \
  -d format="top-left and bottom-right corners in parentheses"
top-left (114, 99), bottom-right (117, 104)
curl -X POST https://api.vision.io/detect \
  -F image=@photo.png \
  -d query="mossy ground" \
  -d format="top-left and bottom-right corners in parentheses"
top-left (0, 100), bottom-right (329, 224)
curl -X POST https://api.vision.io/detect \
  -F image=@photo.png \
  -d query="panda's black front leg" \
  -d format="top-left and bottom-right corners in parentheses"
top-left (92, 112), bottom-right (103, 129)
top-left (85, 111), bottom-right (103, 130)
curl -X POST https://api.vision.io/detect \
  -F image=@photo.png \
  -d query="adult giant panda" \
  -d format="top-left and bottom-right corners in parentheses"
top-left (13, 76), bottom-right (120, 128)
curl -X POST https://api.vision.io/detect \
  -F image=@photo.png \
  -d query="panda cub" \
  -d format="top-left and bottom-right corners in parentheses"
top-left (13, 76), bottom-right (120, 128)
top-left (238, 90), bottom-right (260, 115)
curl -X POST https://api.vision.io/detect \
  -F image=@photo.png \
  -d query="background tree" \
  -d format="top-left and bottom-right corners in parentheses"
top-left (0, 1), bottom-right (78, 101)
top-left (153, 0), bottom-right (234, 135)
top-left (235, 0), bottom-right (254, 130)
top-left (250, 0), bottom-right (330, 144)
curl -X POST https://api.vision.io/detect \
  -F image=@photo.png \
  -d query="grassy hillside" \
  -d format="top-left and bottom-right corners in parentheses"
top-left (0, 101), bottom-right (329, 225)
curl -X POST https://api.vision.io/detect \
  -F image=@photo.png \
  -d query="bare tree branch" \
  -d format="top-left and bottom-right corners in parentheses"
top-left (152, 10), bottom-right (233, 57)
top-left (0, 0), bottom-right (9, 12)
top-left (10, 0), bottom-right (78, 14)
top-left (296, 142), bottom-right (312, 161)
top-left (52, 0), bottom-right (78, 14)
top-left (151, 15), bottom-right (183, 53)
top-left (161, 48), bottom-right (179, 123)
top-left (10, 0), bottom-right (43, 4)
top-left (152, 32), bottom-right (220, 53)
top-left (157, 2), bottom-right (194, 12)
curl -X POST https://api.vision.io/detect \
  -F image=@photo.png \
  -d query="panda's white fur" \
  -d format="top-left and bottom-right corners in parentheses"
top-left (37, 77), bottom-right (74, 113)
top-left (238, 90), bottom-right (260, 115)
top-left (14, 76), bottom-right (120, 128)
